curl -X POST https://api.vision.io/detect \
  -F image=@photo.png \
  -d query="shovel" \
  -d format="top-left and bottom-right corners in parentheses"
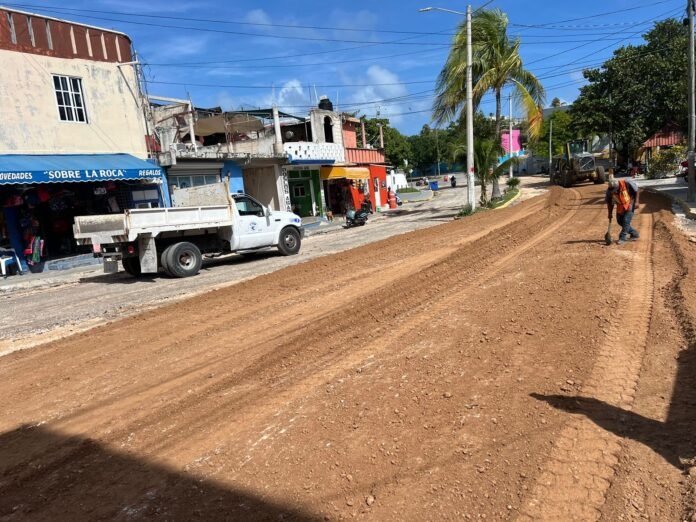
top-left (604, 220), bottom-right (613, 246)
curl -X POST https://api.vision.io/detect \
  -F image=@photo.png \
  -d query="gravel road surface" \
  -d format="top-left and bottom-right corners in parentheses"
top-left (0, 183), bottom-right (518, 355)
top-left (2, 183), bottom-right (694, 521)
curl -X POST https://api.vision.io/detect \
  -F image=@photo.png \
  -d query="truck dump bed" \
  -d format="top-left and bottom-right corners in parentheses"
top-left (74, 205), bottom-right (235, 245)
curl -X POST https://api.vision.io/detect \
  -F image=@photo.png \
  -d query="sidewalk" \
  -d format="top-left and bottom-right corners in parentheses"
top-left (636, 176), bottom-right (696, 241)
top-left (0, 263), bottom-right (103, 295)
top-left (636, 177), bottom-right (696, 218)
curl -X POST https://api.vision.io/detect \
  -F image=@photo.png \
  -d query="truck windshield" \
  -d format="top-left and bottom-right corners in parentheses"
top-left (569, 141), bottom-right (586, 156)
top-left (234, 196), bottom-right (264, 217)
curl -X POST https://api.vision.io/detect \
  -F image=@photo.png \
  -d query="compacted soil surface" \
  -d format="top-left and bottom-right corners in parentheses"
top-left (1, 184), bottom-right (696, 521)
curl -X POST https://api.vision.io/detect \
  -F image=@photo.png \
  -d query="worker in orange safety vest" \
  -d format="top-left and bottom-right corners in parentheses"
top-left (606, 175), bottom-right (640, 245)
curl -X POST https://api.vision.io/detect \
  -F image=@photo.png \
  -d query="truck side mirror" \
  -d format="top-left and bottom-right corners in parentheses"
top-left (265, 207), bottom-right (271, 218)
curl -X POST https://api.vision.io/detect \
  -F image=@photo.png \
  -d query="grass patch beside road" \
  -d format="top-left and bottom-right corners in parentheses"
top-left (490, 188), bottom-right (520, 209)
top-left (456, 188), bottom-right (520, 218)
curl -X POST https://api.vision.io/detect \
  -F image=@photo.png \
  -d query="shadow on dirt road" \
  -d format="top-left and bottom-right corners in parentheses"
top-left (533, 194), bottom-right (696, 473)
top-left (0, 425), bottom-right (321, 521)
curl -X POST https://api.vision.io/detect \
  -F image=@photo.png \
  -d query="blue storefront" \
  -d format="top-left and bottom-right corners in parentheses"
top-left (0, 154), bottom-right (166, 271)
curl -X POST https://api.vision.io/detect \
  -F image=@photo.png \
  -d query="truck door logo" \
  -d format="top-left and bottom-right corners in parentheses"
top-left (249, 222), bottom-right (258, 232)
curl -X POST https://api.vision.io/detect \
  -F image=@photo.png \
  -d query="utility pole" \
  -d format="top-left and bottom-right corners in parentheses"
top-left (509, 93), bottom-right (514, 179)
top-left (466, 4), bottom-right (476, 209)
top-left (548, 119), bottom-right (553, 174)
top-left (435, 127), bottom-right (441, 178)
top-left (688, 0), bottom-right (696, 201)
top-left (608, 93), bottom-right (614, 170)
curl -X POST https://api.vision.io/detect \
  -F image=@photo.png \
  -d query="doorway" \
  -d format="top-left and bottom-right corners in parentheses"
top-left (289, 179), bottom-right (313, 216)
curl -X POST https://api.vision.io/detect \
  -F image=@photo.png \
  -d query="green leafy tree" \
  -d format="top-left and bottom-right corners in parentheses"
top-left (570, 19), bottom-right (687, 160)
top-left (531, 111), bottom-right (575, 159)
top-left (433, 8), bottom-right (546, 198)
top-left (357, 117), bottom-right (413, 168)
top-left (453, 139), bottom-right (516, 205)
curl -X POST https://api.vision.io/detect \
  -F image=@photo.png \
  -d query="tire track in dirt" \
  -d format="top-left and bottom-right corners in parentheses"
top-left (0, 190), bottom-right (577, 465)
top-left (0, 195), bottom-right (548, 358)
top-left (120, 189), bottom-right (585, 464)
top-left (519, 210), bottom-right (655, 521)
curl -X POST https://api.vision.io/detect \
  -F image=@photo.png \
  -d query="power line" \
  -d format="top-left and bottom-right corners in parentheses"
top-left (510, 0), bottom-right (678, 28)
top-left (524, 7), bottom-right (681, 66)
top-left (547, 8), bottom-right (682, 70)
top-left (4, 2), bottom-right (456, 36)
top-left (4, 0), bottom-right (675, 36)
top-left (143, 47), bottom-right (450, 69)
top-left (1, 4), bottom-right (450, 46)
top-left (145, 79), bottom-right (434, 90)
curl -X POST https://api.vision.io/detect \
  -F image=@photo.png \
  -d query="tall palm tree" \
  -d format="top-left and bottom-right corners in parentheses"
top-left (434, 8), bottom-right (545, 198)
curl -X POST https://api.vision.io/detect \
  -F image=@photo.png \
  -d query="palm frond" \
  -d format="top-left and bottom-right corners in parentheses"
top-left (433, 7), bottom-right (547, 132)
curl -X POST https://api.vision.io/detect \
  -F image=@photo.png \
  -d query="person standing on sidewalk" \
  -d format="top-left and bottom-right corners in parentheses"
top-left (606, 176), bottom-right (640, 244)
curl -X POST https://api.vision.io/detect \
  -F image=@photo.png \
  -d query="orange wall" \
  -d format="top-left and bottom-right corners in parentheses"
top-left (368, 165), bottom-right (388, 210)
top-left (342, 121), bottom-right (358, 149)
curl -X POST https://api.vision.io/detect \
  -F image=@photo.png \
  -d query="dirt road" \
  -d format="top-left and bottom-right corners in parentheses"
top-left (1, 184), bottom-right (695, 521)
top-left (0, 181), bottom-right (528, 356)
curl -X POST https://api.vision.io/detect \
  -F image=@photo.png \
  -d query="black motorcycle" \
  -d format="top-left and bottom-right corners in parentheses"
top-left (450, 175), bottom-right (457, 188)
top-left (346, 199), bottom-right (373, 227)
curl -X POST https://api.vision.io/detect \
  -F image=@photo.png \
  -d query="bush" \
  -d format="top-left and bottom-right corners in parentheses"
top-left (458, 204), bottom-right (475, 217)
top-left (397, 187), bottom-right (420, 193)
top-left (506, 177), bottom-right (521, 189)
top-left (648, 145), bottom-right (685, 179)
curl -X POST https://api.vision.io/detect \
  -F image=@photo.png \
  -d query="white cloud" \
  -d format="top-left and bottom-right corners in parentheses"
top-left (244, 8), bottom-right (272, 27)
top-left (139, 35), bottom-right (210, 66)
top-left (274, 79), bottom-right (311, 109)
top-left (348, 65), bottom-right (410, 123)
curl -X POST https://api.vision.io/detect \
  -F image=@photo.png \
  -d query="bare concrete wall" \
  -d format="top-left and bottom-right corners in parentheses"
top-left (0, 49), bottom-right (147, 157)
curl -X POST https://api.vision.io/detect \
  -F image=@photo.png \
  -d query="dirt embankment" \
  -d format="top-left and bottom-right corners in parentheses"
top-left (1, 186), bottom-right (695, 521)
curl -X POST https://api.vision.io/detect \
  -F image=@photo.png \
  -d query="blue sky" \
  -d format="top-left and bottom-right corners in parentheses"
top-left (7, 0), bottom-right (687, 134)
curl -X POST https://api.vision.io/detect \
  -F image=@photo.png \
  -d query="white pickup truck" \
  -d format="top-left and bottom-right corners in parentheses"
top-left (73, 182), bottom-right (304, 278)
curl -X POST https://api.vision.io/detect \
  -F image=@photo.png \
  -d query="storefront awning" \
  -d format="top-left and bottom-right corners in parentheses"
top-left (320, 166), bottom-right (370, 180)
top-left (0, 154), bottom-right (163, 185)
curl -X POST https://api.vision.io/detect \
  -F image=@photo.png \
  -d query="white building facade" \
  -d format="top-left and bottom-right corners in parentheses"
top-left (0, 7), bottom-right (164, 271)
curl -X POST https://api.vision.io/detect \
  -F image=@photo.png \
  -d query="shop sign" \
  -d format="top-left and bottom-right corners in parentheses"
top-left (0, 168), bottom-right (163, 184)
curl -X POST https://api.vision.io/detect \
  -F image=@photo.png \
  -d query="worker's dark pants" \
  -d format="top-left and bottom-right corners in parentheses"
top-left (617, 211), bottom-right (639, 241)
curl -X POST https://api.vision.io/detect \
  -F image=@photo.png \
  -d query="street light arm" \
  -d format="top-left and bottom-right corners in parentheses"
top-left (418, 1), bottom-right (493, 15)
top-left (417, 6), bottom-right (467, 15)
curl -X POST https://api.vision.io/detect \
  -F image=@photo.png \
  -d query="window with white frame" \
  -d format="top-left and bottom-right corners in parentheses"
top-left (53, 75), bottom-right (88, 123)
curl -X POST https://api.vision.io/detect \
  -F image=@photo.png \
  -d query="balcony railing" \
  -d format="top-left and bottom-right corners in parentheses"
top-left (284, 142), bottom-right (345, 164)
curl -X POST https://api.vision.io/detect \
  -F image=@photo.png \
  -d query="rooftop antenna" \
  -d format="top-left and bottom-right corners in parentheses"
top-left (313, 84), bottom-right (319, 107)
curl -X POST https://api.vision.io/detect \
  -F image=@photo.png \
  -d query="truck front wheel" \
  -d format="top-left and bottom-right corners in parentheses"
top-left (165, 242), bottom-right (203, 278)
top-left (277, 227), bottom-right (301, 256)
top-left (122, 257), bottom-right (142, 277)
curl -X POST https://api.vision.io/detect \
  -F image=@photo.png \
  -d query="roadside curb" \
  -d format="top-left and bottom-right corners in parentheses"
top-left (643, 187), bottom-right (696, 220)
top-left (494, 189), bottom-right (522, 210)
top-left (398, 189), bottom-right (435, 203)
